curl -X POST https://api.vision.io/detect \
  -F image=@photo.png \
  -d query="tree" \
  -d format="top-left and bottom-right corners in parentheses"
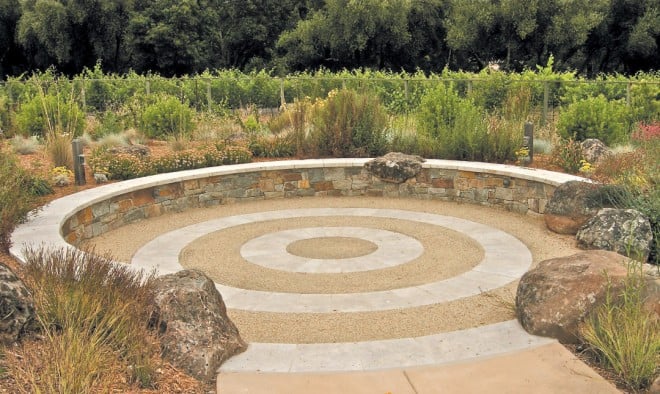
top-left (444, 0), bottom-right (609, 72)
top-left (215, 0), bottom-right (310, 70)
top-left (127, 0), bottom-right (224, 75)
top-left (16, 0), bottom-right (133, 74)
top-left (0, 0), bottom-right (23, 78)
top-left (277, 0), bottom-right (413, 71)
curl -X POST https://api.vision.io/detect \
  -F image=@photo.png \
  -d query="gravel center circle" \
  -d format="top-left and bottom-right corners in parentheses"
top-left (287, 237), bottom-right (377, 259)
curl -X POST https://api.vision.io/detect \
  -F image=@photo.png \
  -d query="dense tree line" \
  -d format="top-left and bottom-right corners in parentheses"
top-left (0, 0), bottom-right (658, 79)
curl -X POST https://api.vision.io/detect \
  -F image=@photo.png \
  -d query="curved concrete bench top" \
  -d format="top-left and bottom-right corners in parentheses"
top-left (9, 158), bottom-right (587, 264)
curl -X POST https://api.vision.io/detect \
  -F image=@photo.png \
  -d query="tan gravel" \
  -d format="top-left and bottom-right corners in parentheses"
top-left (85, 196), bottom-right (581, 343)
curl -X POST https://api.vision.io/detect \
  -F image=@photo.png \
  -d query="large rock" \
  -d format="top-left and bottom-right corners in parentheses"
top-left (364, 152), bottom-right (425, 183)
top-left (0, 264), bottom-right (36, 345)
top-left (153, 270), bottom-right (247, 383)
top-left (544, 181), bottom-right (603, 234)
top-left (577, 208), bottom-right (653, 262)
top-left (580, 138), bottom-right (611, 164)
top-left (516, 251), bottom-right (629, 343)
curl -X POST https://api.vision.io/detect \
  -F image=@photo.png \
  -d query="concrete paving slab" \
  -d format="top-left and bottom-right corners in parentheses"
top-left (216, 343), bottom-right (619, 394)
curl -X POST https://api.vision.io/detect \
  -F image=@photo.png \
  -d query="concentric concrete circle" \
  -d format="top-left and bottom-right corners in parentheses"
top-left (240, 226), bottom-right (424, 273)
top-left (132, 208), bottom-right (532, 313)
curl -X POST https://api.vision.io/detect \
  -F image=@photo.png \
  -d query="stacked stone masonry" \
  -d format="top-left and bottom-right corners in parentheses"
top-left (62, 161), bottom-right (570, 246)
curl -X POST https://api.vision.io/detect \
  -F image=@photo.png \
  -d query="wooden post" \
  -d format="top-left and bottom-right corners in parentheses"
top-left (542, 82), bottom-right (549, 126)
top-left (207, 81), bottom-right (213, 112)
top-left (72, 139), bottom-right (86, 185)
top-left (524, 122), bottom-right (534, 164)
top-left (280, 78), bottom-right (286, 108)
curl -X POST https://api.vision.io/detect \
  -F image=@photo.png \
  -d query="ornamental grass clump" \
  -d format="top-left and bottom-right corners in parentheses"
top-left (579, 262), bottom-right (659, 391)
top-left (8, 247), bottom-right (159, 392)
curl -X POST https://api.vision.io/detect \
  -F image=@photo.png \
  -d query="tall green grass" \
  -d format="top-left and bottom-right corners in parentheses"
top-left (9, 247), bottom-right (159, 392)
top-left (580, 262), bottom-right (659, 391)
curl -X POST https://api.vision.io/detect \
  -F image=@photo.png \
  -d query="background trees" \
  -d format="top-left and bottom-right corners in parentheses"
top-left (0, 0), bottom-right (657, 78)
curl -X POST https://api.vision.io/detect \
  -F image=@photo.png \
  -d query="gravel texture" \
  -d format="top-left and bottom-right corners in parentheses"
top-left (85, 196), bottom-right (581, 343)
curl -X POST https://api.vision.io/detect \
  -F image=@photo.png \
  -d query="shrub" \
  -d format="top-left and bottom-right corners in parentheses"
top-left (9, 135), bottom-right (41, 155)
top-left (580, 263), bottom-right (659, 390)
top-left (12, 246), bottom-right (159, 391)
top-left (14, 93), bottom-right (85, 138)
top-left (88, 144), bottom-right (252, 180)
top-left (46, 132), bottom-right (74, 169)
top-left (311, 89), bottom-right (389, 157)
top-left (0, 151), bottom-right (41, 252)
top-left (557, 95), bottom-right (630, 145)
top-left (551, 138), bottom-right (584, 174)
top-left (417, 84), bottom-right (494, 161)
top-left (140, 95), bottom-right (195, 139)
top-left (249, 134), bottom-right (295, 158)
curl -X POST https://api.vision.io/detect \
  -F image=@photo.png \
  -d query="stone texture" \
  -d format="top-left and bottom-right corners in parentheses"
top-left (364, 152), bottom-right (425, 183)
top-left (544, 181), bottom-right (602, 235)
top-left (576, 208), bottom-right (653, 262)
top-left (153, 269), bottom-right (247, 383)
top-left (0, 264), bottom-right (36, 345)
top-left (580, 139), bottom-right (611, 164)
top-left (516, 251), bottom-right (629, 344)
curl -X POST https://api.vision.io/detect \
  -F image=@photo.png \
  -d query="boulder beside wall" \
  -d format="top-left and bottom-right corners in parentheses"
top-left (516, 251), bottom-right (629, 344)
top-left (0, 264), bottom-right (36, 345)
top-left (153, 269), bottom-right (247, 384)
top-left (576, 208), bottom-right (653, 262)
top-left (364, 152), bottom-right (425, 183)
top-left (544, 181), bottom-right (602, 235)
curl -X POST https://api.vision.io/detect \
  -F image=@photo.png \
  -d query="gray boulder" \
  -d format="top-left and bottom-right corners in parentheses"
top-left (516, 251), bottom-right (629, 343)
top-left (577, 208), bottom-right (653, 262)
top-left (364, 152), bottom-right (425, 183)
top-left (580, 138), bottom-right (611, 164)
top-left (153, 269), bottom-right (247, 384)
top-left (0, 264), bottom-right (36, 344)
top-left (544, 181), bottom-right (603, 234)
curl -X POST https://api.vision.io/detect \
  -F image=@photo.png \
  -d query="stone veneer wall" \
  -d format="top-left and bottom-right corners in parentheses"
top-left (62, 162), bottom-right (561, 246)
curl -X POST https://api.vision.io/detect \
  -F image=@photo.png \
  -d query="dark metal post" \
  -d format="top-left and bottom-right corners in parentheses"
top-left (524, 122), bottom-right (534, 164)
top-left (72, 139), bottom-right (86, 185)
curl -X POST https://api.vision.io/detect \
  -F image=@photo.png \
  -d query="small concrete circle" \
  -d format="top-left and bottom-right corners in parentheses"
top-left (240, 227), bottom-right (424, 273)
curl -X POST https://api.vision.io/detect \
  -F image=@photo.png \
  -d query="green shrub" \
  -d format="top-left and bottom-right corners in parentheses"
top-left (551, 138), bottom-right (584, 174)
top-left (0, 152), bottom-right (40, 252)
top-left (15, 94), bottom-right (85, 138)
top-left (9, 135), bottom-right (41, 154)
top-left (249, 134), bottom-right (295, 158)
top-left (311, 89), bottom-right (389, 157)
top-left (89, 144), bottom-right (252, 180)
top-left (16, 247), bottom-right (159, 390)
top-left (140, 95), bottom-right (195, 139)
top-left (417, 84), bottom-right (494, 161)
top-left (557, 95), bottom-right (631, 145)
top-left (580, 263), bottom-right (659, 390)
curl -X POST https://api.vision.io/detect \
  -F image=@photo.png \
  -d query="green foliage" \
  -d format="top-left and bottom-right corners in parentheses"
top-left (18, 247), bottom-right (158, 390)
top-left (551, 138), bottom-right (584, 174)
top-left (416, 84), bottom-right (495, 161)
top-left (580, 263), bottom-right (660, 390)
top-left (249, 134), bottom-right (295, 158)
top-left (9, 135), bottom-right (40, 154)
top-left (557, 95), bottom-right (631, 145)
top-left (88, 144), bottom-right (252, 180)
top-left (140, 95), bottom-right (194, 139)
top-left (311, 89), bottom-right (389, 157)
top-left (0, 151), bottom-right (40, 252)
top-left (15, 93), bottom-right (85, 138)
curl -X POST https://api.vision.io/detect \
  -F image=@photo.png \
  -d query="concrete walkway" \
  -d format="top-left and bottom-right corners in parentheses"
top-left (217, 343), bottom-right (619, 393)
